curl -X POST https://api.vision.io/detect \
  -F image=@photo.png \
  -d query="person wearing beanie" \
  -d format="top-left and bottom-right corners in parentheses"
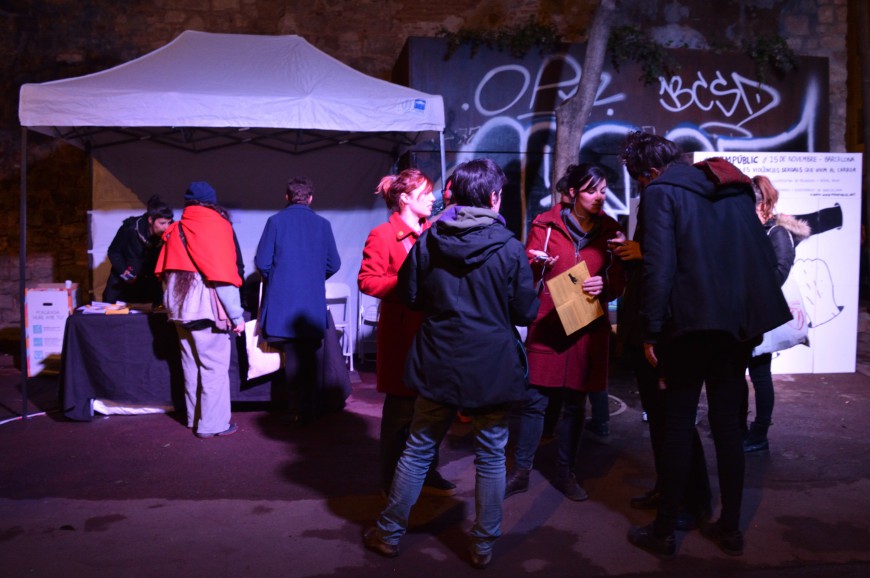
top-left (155, 182), bottom-right (245, 439)
top-left (185, 181), bottom-right (218, 205)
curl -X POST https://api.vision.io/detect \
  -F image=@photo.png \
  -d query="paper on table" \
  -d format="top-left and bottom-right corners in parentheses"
top-left (545, 261), bottom-right (604, 335)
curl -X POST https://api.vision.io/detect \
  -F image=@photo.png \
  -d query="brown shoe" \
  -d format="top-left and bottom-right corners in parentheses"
top-left (363, 527), bottom-right (398, 558)
top-left (505, 468), bottom-right (530, 498)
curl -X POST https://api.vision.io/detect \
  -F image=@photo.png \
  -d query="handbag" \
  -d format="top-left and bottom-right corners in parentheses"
top-left (753, 228), bottom-right (810, 356)
top-left (245, 282), bottom-right (283, 380)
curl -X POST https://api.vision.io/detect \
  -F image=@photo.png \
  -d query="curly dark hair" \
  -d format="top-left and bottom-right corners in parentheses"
top-left (619, 131), bottom-right (684, 181)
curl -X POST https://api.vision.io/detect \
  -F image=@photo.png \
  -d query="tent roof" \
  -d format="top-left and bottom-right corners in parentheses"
top-left (18, 30), bottom-right (445, 153)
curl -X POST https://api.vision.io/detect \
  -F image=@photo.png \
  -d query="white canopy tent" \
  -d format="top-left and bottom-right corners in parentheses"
top-left (17, 31), bottom-right (446, 417)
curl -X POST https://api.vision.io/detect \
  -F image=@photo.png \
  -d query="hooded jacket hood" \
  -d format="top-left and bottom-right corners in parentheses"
top-left (429, 206), bottom-right (513, 268)
top-left (653, 159), bottom-right (754, 203)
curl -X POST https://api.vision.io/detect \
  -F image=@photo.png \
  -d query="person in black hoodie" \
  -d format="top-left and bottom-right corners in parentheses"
top-left (103, 195), bottom-right (173, 304)
top-left (620, 132), bottom-right (790, 559)
top-left (363, 159), bottom-right (539, 569)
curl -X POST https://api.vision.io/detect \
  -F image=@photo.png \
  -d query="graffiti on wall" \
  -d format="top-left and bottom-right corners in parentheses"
top-left (401, 38), bottom-right (829, 233)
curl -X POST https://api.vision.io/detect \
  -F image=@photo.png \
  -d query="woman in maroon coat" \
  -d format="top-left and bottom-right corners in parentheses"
top-left (506, 164), bottom-right (626, 501)
top-left (358, 169), bottom-right (456, 496)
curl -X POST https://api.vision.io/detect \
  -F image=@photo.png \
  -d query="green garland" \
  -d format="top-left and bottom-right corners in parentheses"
top-left (439, 16), bottom-right (561, 59)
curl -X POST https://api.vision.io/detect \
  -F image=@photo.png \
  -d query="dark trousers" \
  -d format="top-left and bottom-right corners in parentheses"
top-left (281, 338), bottom-right (322, 419)
top-left (654, 333), bottom-right (752, 533)
top-left (746, 353), bottom-right (775, 427)
top-left (627, 344), bottom-right (711, 513)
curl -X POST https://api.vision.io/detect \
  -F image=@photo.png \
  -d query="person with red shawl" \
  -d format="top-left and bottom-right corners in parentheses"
top-left (155, 181), bottom-right (245, 439)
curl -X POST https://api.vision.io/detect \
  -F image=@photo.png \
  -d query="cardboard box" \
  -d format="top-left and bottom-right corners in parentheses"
top-left (25, 284), bottom-right (78, 377)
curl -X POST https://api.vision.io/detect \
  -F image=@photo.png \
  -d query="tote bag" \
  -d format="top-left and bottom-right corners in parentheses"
top-left (753, 228), bottom-right (810, 356)
top-left (245, 283), bottom-right (283, 380)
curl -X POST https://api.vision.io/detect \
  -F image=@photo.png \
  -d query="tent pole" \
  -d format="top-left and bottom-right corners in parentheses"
top-left (439, 131), bottom-right (447, 190)
top-left (19, 127), bottom-right (29, 419)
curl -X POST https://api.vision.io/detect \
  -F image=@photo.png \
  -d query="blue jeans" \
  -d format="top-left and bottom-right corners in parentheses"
top-left (375, 396), bottom-right (510, 555)
top-left (380, 394), bottom-right (443, 492)
top-left (513, 386), bottom-right (587, 471)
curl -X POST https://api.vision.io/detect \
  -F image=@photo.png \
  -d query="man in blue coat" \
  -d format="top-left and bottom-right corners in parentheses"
top-left (255, 177), bottom-right (341, 423)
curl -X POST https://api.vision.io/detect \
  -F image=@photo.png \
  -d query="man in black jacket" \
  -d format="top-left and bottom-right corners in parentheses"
top-left (620, 132), bottom-right (790, 559)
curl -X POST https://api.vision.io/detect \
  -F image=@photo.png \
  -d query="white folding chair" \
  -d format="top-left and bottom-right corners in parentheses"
top-left (357, 289), bottom-right (380, 366)
top-left (325, 281), bottom-right (354, 372)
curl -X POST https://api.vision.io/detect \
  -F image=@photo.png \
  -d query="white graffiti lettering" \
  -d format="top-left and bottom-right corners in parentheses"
top-left (474, 55), bottom-right (626, 118)
top-left (658, 71), bottom-right (781, 127)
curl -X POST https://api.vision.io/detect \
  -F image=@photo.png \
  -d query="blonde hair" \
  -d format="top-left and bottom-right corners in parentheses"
top-left (751, 175), bottom-right (779, 222)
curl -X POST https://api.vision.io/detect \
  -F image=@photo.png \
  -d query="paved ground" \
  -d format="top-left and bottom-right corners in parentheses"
top-left (1, 328), bottom-right (870, 577)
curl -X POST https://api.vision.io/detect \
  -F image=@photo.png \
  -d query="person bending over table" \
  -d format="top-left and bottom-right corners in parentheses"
top-left (103, 194), bottom-right (173, 305)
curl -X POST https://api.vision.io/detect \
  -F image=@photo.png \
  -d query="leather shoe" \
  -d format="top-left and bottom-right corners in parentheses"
top-left (421, 471), bottom-right (457, 496)
top-left (700, 520), bottom-right (744, 556)
top-left (363, 527), bottom-right (398, 558)
top-left (630, 490), bottom-right (662, 510)
top-left (554, 469), bottom-right (588, 501)
top-left (470, 549), bottom-right (492, 569)
top-left (627, 523), bottom-right (676, 560)
top-left (505, 468), bottom-right (530, 498)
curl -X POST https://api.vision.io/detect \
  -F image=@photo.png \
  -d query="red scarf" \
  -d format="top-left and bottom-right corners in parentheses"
top-left (154, 205), bottom-right (242, 287)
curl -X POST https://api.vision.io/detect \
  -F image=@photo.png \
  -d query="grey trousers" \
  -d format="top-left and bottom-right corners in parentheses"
top-left (174, 323), bottom-right (233, 435)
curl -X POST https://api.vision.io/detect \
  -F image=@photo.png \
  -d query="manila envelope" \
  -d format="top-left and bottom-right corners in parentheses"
top-left (545, 261), bottom-right (604, 335)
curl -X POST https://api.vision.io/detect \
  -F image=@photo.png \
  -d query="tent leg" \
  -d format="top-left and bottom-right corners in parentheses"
top-left (19, 128), bottom-right (29, 420)
top-left (439, 131), bottom-right (447, 190)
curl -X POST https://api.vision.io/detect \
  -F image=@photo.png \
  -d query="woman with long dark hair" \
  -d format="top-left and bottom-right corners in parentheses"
top-left (505, 163), bottom-right (625, 501)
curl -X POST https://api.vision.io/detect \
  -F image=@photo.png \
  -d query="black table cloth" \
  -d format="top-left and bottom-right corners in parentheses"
top-left (59, 311), bottom-right (350, 421)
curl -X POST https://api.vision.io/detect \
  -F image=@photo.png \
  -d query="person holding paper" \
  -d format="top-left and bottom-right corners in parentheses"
top-left (505, 163), bottom-right (625, 501)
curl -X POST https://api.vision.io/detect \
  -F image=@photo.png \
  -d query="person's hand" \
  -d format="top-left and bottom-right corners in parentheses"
top-left (643, 342), bottom-right (658, 368)
top-left (611, 239), bottom-right (643, 261)
top-left (582, 275), bottom-right (604, 296)
top-left (232, 321), bottom-right (245, 335)
top-left (528, 250), bottom-right (560, 267)
top-left (120, 266), bottom-right (138, 283)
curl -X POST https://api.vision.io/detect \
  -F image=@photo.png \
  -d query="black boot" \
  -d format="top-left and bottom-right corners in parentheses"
top-left (505, 468), bottom-right (530, 498)
top-left (743, 422), bottom-right (769, 453)
top-left (553, 466), bottom-right (588, 501)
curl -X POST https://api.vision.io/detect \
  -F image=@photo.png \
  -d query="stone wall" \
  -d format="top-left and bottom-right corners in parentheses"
top-left (0, 0), bottom-right (851, 331)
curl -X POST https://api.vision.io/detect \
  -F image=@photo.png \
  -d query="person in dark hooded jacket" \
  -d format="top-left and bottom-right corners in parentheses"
top-left (620, 132), bottom-right (791, 560)
top-left (103, 195), bottom-right (173, 304)
top-left (363, 158), bottom-right (539, 569)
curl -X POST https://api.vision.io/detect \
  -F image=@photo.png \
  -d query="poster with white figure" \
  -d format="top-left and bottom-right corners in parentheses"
top-left (694, 152), bottom-right (862, 374)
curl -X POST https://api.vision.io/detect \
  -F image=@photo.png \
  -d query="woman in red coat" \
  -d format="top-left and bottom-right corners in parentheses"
top-left (358, 169), bottom-right (456, 496)
top-left (506, 164), bottom-right (626, 501)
